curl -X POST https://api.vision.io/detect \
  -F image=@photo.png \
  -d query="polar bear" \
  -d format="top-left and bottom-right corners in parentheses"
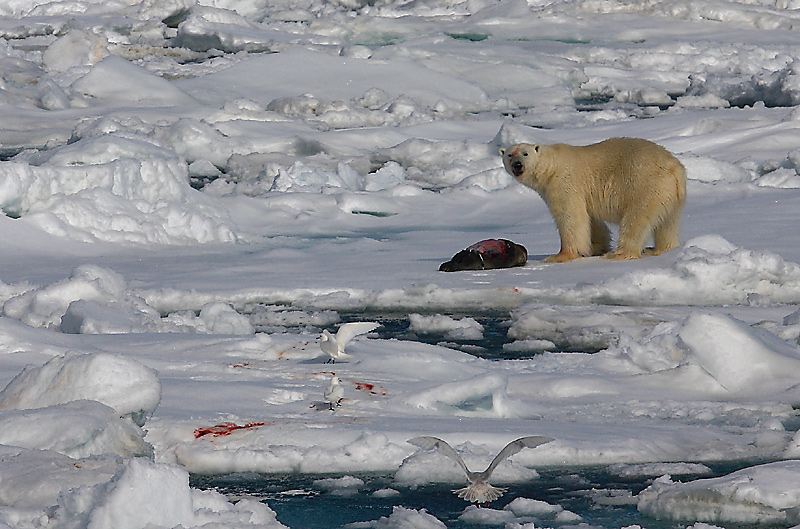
top-left (500, 137), bottom-right (686, 262)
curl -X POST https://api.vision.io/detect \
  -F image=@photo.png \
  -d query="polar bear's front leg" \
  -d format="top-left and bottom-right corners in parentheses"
top-left (544, 200), bottom-right (592, 263)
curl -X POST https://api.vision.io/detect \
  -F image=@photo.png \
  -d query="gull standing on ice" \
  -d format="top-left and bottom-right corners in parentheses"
top-left (407, 436), bottom-right (554, 506)
top-left (320, 322), bottom-right (379, 363)
top-left (324, 375), bottom-right (344, 410)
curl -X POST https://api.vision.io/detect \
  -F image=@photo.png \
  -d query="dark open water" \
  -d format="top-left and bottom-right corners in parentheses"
top-left (191, 462), bottom-right (775, 529)
top-left (244, 305), bottom-right (609, 358)
top-left (333, 310), bottom-right (603, 358)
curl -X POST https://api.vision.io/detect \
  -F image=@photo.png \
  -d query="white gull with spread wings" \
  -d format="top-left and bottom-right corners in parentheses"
top-left (319, 322), bottom-right (379, 363)
top-left (407, 435), bottom-right (554, 505)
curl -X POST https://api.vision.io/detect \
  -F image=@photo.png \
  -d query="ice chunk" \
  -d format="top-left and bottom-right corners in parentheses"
top-left (754, 167), bottom-right (800, 188)
top-left (608, 462), bottom-right (712, 478)
top-left (679, 155), bottom-right (751, 183)
top-left (30, 456), bottom-right (288, 528)
top-left (508, 304), bottom-right (647, 352)
top-left (638, 461), bottom-right (800, 524)
top-left (61, 299), bottom-right (163, 334)
top-left (56, 458), bottom-right (195, 529)
top-left (4, 265), bottom-right (128, 329)
top-left (407, 374), bottom-right (507, 416)
top-left (458, 506), bottom-right (515, 525)
top-left (42, 29), bottom-right (109, 72)
top-left (313, 475), bottom-right (364, 492)
top-left (683, 234), bottom-right (739, 254)
top-left (72, 55), bottom-right (196, 106)
top-left (408, 313), bottom-right (484, 341)
top-left (0, 351), bottom-right (161, 424)
top-left (616, 321), bottom-right (684, 372)
top-left (272, 161), bottom-right (350, 193)
top-left (358, 506), bottom-right (445, 529)
top-left (502, 339), bottom-right (557, 353)
top-left (0, 448), bottom-right (121, 509)
top-left (3, 265), bottom-right (202, 334)
top-left (198, 302), bottom-right (254, 335)
top-left (365, 162), bottom-right (407, 191)
top-left (581, 236), bottom-right (800, 305)
top-left (679, 311), bottom-right (800, 395)
top-left (0, 401), bottom-right (151, 458)
top-left (174, 6), bottom-right (271, 53)
top-left (505, 497), bottom-right (562, 516)
top-left (0, 134), bottom-right (237, 244)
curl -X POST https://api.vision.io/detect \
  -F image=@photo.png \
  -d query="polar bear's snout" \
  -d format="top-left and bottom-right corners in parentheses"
top-left (510, 159), bottom-right (525, 176)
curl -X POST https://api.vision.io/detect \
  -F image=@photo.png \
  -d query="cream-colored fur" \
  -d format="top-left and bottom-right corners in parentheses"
top-left (500, 137), bottom-right (686, 263)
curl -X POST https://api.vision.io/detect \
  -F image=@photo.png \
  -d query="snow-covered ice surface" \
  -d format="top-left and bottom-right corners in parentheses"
top-left (3, 0), bottom-right (800, 527)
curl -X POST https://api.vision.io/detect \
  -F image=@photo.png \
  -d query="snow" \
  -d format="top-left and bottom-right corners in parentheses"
top-left (1, 0), bottom-right (800, 527)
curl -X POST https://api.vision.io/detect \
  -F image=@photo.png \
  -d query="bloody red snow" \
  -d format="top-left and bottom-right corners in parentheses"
top-left (353, 382), bottom-right (388, 396)
top-left (194, 421), bottom-right (267, 439)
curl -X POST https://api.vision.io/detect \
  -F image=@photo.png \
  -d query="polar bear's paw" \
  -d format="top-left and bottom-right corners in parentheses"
top-left (543, 251), bottom-right (582, 263)
top-left (603, 249), bottom-right (643, 260)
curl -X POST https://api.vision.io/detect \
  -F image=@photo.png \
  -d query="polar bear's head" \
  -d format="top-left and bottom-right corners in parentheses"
top-left (500, 143), bottom-right (539, 179)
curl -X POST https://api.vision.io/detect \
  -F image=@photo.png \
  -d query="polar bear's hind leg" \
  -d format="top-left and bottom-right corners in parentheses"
top-left (647, 208), bottom-right (682, 256)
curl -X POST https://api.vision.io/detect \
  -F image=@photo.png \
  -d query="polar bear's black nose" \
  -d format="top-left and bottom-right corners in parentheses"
top-left (511, 160), bottom-right (524, 176)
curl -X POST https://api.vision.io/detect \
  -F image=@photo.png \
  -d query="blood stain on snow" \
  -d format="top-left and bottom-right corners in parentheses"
top-left (352, 382), bottom-right (388, 396)
top-left (194, 421), bottom-right (269, 439)
top-left (277, 341), bottom-right (312, 360)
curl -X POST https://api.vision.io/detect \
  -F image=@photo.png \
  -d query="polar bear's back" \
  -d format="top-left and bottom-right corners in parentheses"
top-left (549, 137), bottom-right (683, 181)
top-left (546, 138), bottom-right (684, 211)
top-left (535, 137), bottom-right (685, 226)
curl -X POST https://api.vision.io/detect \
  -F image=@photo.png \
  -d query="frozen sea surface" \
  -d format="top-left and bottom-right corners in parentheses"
top-left (4, 0), bottom-right (800, 528)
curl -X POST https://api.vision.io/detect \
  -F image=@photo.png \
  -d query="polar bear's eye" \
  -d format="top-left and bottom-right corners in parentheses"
top-left (523, 152), bottom-right (528, 156)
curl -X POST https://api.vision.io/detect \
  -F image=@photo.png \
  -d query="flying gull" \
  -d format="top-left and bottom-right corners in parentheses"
top-left (407, 435), bottom-right (554, 506)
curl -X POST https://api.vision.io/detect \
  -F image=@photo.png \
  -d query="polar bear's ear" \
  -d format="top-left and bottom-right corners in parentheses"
top-left (499, 148), bottom-right (505, 156)
top-left (534, 145), bottom-right (540, 152)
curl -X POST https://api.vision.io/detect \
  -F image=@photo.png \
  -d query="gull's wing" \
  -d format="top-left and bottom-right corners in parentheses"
top-left (482, 436), bottom-right (555, 477)
top-left (408, 436), bottom-right (471, 478)
top-left (335, 322), bottom-right (380, 346)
